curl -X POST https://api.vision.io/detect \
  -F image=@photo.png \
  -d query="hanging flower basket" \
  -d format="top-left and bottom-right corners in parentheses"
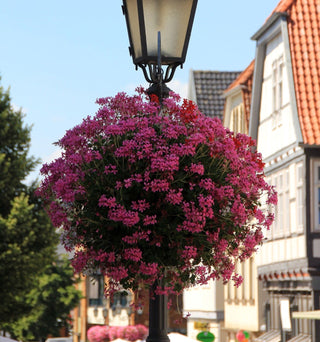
top-left (37, 89), bottom-right (276, 296)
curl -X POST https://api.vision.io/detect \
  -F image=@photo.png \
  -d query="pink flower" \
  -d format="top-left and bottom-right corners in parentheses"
top-left (98, 195), bottom-right (117, 208)
top-left (123, 248), bottom-right (142, 262)
top-left (108, 207), bottom-right (140, 227)
top-left (151, 154), bottom-right (179, 172)
top-left (165, 188), bottom-right (183, 205)
top-left (107, 266), bottom-right (128, 281)
top-left (140, 262), bottom-right (158, 276)
top-left (232, 274), bottom-right (244, 287)
top-left (131, 199), bottom-right (150, 212)
top-left (104, 164), bottom-right (118, 175)
top-left (143, 215), bottom-right (157, 225)
top-left (145, 179), bottom-right (170, 192)
top-left (87, 325), bottom-right (109, 342)
top-left (181, 246), bottom-right (198, 260)
top-left (37, 89), bottom-right (276, 298)
top-left (188, 163), bottom-right (205, 175)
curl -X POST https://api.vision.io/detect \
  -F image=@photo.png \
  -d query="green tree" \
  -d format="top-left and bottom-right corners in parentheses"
top-left (0, 81), bottom-right (57, 326)
top-left (7, 257), bottom-right (82, 342)
top-left (0, 81), bottom-right (80, 339)
top-left (0, 83), bottom-right (38, 217)
top-left (0, 193), bottom-right (58, 324)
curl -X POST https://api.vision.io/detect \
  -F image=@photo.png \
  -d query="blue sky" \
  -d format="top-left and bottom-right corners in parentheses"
top-left (0, 0), bottom-right (280, 183)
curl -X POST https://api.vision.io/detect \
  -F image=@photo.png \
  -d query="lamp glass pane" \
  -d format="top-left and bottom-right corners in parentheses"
top-left (143, 0), bottom-right (193, 61)
top-left (126, 0), bottom-right (142, 59)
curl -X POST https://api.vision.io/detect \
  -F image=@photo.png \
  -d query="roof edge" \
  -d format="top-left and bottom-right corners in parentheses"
top-left (251, 12), bottom-right (288, 41)
top-left (223, 84), bottom-right (246, 98)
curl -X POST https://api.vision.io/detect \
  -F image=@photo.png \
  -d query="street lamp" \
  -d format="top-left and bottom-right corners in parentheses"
top-left (122, 2), bottom-right (198, 342)
top-left (122, 0), bottom-right (198, 99)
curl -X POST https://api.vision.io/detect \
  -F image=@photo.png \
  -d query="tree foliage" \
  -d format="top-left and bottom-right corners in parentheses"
top-left (0, 193), bottom-right (57, 323)
top-left (0, 81), bottom-right (80, 340)
top-left (0, 84), bottom-right (38, 217)
top-left (7, 257), bottom-right (82, 341)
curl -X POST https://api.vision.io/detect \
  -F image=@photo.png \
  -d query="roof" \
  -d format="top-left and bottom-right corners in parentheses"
top-left (224, 60), bottom-right (255, 93)
top-left (267, 0), bottom-right (320, 145)
top-left (192, 71), bottom-right (241, 121)
top-left (269, 0), bottom-right (296, 17)
top-left (224, 60), bottom-right (255, 130)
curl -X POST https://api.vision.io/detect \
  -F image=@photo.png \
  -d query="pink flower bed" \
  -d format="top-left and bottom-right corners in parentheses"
top-left (87, 325), bottom-right (148, 342)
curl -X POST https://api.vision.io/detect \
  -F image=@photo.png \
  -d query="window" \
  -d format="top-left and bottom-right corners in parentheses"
top-left (273, 174), bottom-right (281, 237)
top-left (266, 177), bottom-right (273, 240)
top-left (88, 275), bottom-right (105, 306)
top-left (110, 291), bottom-right (131, 312)
top-left (272, 56), bottom-right (284, 129)
top-left (284, 170), bottom-right (290, 235)
top-left (313, 161), bottom-right (320, 231)
top-left (277, 173), bottom-right (284, 236)
top-left (231, 103), bottom-right (246, 134)
top-left (297, 163), bottom-right (304, 232)
top-left (270, 168), bottom-right (290, 238)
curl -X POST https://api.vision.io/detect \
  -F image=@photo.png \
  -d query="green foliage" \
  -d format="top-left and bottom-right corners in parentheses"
top-left (7, 257), bottom-right (82, 341)
top-left (0, 80), bottom-right (57, 326)
top-left (0, 83), bottom-right (38, 217)
top-left (0, 194), bottom-right (42, 322)
top-left (0, 80), bottom-right (80, 340)
top-left (0, 190), bottom-right (61, 322)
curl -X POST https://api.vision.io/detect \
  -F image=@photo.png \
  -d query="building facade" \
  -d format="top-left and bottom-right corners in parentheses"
top-left (184, 70), bottom-right (241, 342)
top-left (249, 0), bottom-right (320, 341)
top-left (196, 1), bottom-right (320, 341)
top-left (223, 62), bottom-right (267, 342)
top-left (73, 275), bottom-right (186, 342)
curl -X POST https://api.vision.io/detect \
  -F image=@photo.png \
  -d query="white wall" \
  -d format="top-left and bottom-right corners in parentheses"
top-left (256, 235), bottom-right (306, 267)
top-left (224, 257), bottom-right (261, 332)
top-left (257, 33), bottom-right (297, 160)
top-left (184, 280), bottom-right (224, 313)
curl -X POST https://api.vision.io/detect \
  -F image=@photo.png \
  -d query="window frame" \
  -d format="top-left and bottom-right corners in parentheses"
top-left (296, 162), bottom-right (304, 233)
top-left (231, 103), bottom-right (245, 134)
top-left (271, 56), bottom-right (284, 129)
top-left (312, 160), bottom-right (320, 232)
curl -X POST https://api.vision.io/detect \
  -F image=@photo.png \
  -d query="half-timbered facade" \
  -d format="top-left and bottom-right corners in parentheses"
top-left (249, 0), bottom-right (320, 341)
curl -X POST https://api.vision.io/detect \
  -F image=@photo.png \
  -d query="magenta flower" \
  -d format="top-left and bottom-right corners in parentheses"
top-left (37, 90), bottom-right (277, 296)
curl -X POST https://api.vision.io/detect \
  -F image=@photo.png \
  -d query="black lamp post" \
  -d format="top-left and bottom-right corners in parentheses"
top-left (122, 2), bottom-right (197, 342)
top-left (122, 0), bottom-right (198, 99)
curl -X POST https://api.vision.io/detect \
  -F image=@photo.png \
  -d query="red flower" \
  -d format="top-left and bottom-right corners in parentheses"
top-left (149, 94), bottom-right (159, 104)
top-left (179, 99), bottom-right (199, 123)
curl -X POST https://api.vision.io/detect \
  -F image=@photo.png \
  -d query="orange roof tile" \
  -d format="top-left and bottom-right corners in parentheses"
top-left (225, 0), bottom-right (320, 144)
top-left (267, 0), bottom-right (320, 144)
top-left (224, 60), bottom-right (255, 93)
top-left (224, 60), bottom-right (255, 131)
top-left (287, 0), bottom-right (320, 144)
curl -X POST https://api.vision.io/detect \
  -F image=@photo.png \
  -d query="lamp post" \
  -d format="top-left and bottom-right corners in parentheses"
top-left (122, 0), bottom-right (197, 100)
top-left (122, 1), bottom-right (198, 342)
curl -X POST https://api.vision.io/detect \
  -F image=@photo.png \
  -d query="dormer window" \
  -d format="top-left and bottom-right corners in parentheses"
top-left (231, 103), bottom-right (245, 134)
top-left (272, 56), bottom-right (284, 129)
